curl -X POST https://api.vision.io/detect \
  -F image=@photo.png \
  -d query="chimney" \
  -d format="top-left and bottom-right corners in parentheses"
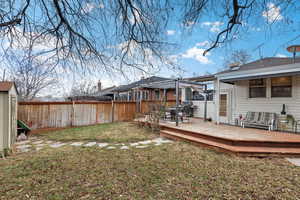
top-left (97, 81), bottom-right (102, 92)
top-left (228, 62), bottom-right (240, 70)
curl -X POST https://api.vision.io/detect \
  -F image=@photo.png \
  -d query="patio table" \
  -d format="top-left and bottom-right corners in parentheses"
top-left (165, 106), bottom-right (182, 120)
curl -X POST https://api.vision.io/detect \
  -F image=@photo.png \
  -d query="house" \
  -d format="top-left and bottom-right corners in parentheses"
top-left (183, 57), bottom-right (300, 131)
top-left (93, 85), bottom-right (116, 100)
top-left (0, 82), bottom-right (18, 155)
top-left (31, 96), bottom-right (66, 102)
top-left (112, 76), bottom-right (177, 101)
top-left (67, 82), bottom-right (116, 101)
top-left (215, 57), bottom-right (300, 127)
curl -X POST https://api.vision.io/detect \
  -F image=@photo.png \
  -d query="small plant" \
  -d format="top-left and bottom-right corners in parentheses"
top-left (1, 148), bottom-right (11, 159)
top-left (147, 102), bottom-right (165, 132)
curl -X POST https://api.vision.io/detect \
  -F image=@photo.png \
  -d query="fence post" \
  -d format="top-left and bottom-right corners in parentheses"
top-left (111, 100), bottom-right (114, 122)
top-left (71, 101), bottom-right (75, 126)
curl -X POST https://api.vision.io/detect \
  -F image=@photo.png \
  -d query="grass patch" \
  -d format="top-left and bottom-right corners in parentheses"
top-left (35, 122), bottom-right (157, 143)
top-left (1, 141), bottom-right (300, 199)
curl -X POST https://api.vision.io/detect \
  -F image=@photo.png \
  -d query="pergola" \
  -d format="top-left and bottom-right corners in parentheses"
top-left (138, 79), bottom-right (209, 126)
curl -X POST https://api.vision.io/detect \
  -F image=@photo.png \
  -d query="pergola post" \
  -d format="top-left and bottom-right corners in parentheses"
top-left (204, 84), bottom-right (207, 121)
top-left (163, 89), bottom-right (167, 106)
top-left (175, 79), bottom-right (180, 126)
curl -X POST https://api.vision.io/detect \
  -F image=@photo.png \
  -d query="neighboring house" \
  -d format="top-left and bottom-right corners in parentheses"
top-left (67, 83), bottom-right (116, 102)
top-left (183, 57), bottom-right (300, 130)
top-left (93, 85), bottom-right (116, 100)
top-left (31, 96), bottom-right (66, 102)
top-left (112, 76), bottom-right (177, 101)
top-left (0, 82), bottom-right (18, 154)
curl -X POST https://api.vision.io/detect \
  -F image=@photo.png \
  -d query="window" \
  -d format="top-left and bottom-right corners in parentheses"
top-left (271, 76), bottom-right (292, 97)
top-left (219, 94), bottom-right (227, 117)
top-left (155, 90), bottom-right (160, 100)
top-left (191, 90), bottom-right (214, 101)
top-left (192, 91), bottom-right (204, 101)
top-left (142, 91), bottom-right (149, 100)
top-left (249, 79), bottom-right (266, 98)
top-left (185, 88), bottom-right (192, 100)
top-left (206, 90), bottom-right (214, 101)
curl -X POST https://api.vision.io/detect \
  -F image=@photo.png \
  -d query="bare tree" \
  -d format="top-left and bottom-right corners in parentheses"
top-left (0, 0), bottom-right (298, 72)
top-left (223, 49), bottom-right (251, 67)
top-left (69, 81), bottom-right (98, 96)
top-left (182, 0), bottom-right (298, 55)
top-left (0, 0), bottom-right (174, 75)
top-left (6, 49), bottom-right (58, 101)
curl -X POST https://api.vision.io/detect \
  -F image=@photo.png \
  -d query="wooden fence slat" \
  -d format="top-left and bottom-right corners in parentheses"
top-left (18, 100), bottom-right (175, 130)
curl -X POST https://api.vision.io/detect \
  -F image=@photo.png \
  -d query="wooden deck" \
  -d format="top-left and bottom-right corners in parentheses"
top-left (136, 118), bottom-right (300, 157)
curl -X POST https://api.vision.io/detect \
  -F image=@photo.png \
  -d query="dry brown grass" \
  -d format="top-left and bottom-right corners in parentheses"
top-left (35, 122), bottom-right (157, 143)
top-left (1, 123), bottom-right (300, 199)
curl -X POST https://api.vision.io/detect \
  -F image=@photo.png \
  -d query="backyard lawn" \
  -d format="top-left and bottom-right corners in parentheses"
top-left (1, 122), bottom-right (300, 199)
top-left (35, 122), bottom-right (157, 143)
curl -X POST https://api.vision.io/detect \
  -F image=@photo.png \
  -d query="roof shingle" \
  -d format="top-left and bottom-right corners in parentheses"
top-left (218, 57), bottom-right (300, 75)
top-left (112, 76), bottom-right (170, 92)
top-left (0, 81), bottom-right (14, 92)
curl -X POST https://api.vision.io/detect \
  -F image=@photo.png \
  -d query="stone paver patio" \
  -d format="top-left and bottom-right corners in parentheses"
top-left (286, 158), bottom-right (300, 166)
top-left (14, 137), bottom-right (173, 153)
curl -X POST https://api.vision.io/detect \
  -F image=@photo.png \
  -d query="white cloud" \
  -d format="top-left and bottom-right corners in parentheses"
top-left (182, 46), bottom-right (212, 64)
top-left (276, 53), bottom-right (287, 58)
top-left (262, 3), bottom-right (283, 23)
top-left (81, 2), bottom-right (104, 14)
top-left (99, 3), bottom-right (104, 9)
top-left (201, 21), bottom-right (224, 33)
top-left (196, 40), bottom-right (210, 47)
top-left (250, 27), bottom-right (261, 32)
top-left (166, 30), bottom-right (176, 35)
top-left (81, 3), bottom-right (96, 13)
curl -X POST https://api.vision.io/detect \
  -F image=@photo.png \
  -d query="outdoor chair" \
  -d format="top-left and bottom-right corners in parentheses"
top-left (241, 111), bottom-right (276, 131)
top-left (181, 105), bottom-right (192, 122)
top-left (164, 110), bottom-right (172, 121)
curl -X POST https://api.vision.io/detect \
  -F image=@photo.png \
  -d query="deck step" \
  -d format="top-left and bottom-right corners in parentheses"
top-left (160, 125), bottom-right (300, 148)
top-left (160, 130), bottom-right (300, 157)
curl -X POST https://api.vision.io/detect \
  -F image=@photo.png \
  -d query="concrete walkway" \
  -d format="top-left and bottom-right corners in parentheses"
top-left (15, 137), bottom-right (173, 153)
top-left (285, 158), bottom-right (300, 166)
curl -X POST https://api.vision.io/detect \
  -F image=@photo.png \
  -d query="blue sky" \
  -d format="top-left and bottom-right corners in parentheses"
top-left (2, 1), bottom-right (300, 96)
top-left (161, 1), bottom-right (300, 78)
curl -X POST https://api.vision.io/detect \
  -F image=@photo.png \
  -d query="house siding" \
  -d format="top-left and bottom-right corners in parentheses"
top-left (0, 92), bottom-right (9, 151)
top-left (0, 85), bottom-right (18, 152)
top-left (231, 75), bottom-right (300, 124)
top-left (192, 101), bottom-right (216, 120)
top-left (189, 81), bottom-right (232, 122)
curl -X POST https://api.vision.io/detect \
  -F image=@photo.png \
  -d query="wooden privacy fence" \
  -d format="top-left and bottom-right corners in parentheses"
top-left (18, 100), bottom-right (176, 129)
top-left (18, 101), bottom-right (136, 130)
top-left (18, 100), bottom-right (177, 130)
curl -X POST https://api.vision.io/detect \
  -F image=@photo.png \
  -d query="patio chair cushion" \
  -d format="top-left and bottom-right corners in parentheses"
top-left (242, 111), bottom-right (277, 130)
top-left (258, 112), bottom-right (275, 126)
top-left (245, 112), bottom-right (256, 122)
